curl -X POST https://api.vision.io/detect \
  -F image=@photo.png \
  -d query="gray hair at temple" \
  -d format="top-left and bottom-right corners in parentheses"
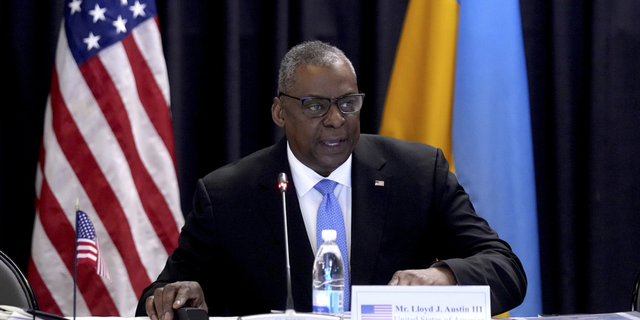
top-left (278, 41), bottom-right (357, 94)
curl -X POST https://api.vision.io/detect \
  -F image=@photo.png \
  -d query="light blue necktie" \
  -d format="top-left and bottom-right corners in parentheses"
top-left (314, 179), bottom-right (350, 311)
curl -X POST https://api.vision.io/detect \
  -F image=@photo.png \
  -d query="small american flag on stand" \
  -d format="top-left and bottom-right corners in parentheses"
top-left (75, 209), bottom-right (110, 281)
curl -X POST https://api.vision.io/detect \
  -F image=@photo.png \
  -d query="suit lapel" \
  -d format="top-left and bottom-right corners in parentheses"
top-left (257, 138), bottom-right (315, 306)
top-left (351, 136), bottom-right (391, 285)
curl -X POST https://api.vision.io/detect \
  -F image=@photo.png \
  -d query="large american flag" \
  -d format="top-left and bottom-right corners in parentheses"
top-left (28, 0), bottom-right (184, 316)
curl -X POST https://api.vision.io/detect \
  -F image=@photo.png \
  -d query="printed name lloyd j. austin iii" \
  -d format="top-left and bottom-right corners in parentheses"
top-left (394, 315), bottom-right (485, 320)
top-left (395, 305), bottom-right (473, 313)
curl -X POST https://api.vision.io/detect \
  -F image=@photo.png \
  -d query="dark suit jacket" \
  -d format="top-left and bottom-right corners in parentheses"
top-left (136, 134), bottom-right (526, 317)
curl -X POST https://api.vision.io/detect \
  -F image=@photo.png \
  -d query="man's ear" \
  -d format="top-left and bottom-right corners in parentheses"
top-left (272, 97), bottom-right (285, 128)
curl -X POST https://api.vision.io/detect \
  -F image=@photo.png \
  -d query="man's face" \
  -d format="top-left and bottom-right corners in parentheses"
top-left (272, 60), bottom-right (361, 177)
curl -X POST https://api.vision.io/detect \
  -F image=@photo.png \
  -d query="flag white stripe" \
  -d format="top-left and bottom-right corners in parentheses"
top-left (77, 245), bottom-right (98, 254)
top-left (77, 253), bottom-right (98, 261)
top-left (132, 18), bottom-right (170, 107)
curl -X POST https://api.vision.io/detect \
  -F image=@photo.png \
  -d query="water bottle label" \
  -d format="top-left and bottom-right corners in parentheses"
top-left (312, 290), bottom-right (344, 313)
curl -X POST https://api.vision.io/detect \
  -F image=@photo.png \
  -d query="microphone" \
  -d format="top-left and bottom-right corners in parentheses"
top-left (278, 172), bottom-right (288, 192)
top-left (278, 173), bottom-right (295, 311)
top-left (239, 173), bottom-right (341, 320)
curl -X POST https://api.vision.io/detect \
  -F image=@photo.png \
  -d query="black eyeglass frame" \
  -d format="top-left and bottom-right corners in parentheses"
top-left (278, 92), bottom-right (366, 118)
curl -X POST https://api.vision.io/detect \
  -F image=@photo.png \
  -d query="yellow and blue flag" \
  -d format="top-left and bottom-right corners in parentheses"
top-left (380, 0), bottom-right (541, 316)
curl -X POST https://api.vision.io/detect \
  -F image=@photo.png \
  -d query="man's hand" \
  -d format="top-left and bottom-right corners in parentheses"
top-left (388, 266), bottom-right (457, 286)
top-left (145, 281), bottom-right (208, 320)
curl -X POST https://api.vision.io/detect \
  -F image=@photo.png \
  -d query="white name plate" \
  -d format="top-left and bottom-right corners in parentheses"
top-left (351, 286), bottom-right (490, 320)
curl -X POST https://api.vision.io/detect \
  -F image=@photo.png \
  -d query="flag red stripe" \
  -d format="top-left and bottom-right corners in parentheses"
top-left (121, 34), bottom-right (177, 169)
top-left (38, 179), bottom-right (117, 315)
top-left (49, 66), bottom-right (152, 296)
top-left (28, 258), bottom-right (63, 316)
top-left (38, 140), bottom-right (45, 175)
top-left (37, 182), bottom-right (75, 273)
top-left (78, 58), bottom-right (180, 254)
top-left (154, 16), bottom-right (161, 31)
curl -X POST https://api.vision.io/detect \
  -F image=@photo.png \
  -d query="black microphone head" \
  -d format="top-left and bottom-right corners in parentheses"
top-left (278, 172), bottom-right (288, 191)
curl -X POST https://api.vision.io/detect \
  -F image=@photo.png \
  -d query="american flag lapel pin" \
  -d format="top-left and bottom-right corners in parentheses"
top-left (374, 180), bottom-right (385, 187)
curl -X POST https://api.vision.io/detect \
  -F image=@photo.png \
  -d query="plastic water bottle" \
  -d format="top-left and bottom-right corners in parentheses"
top-left (312, 229), bottom-right (345, 314)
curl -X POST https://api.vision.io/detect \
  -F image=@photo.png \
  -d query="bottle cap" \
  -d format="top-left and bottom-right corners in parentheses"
top-left (321, 229), bottom-right (337, 241)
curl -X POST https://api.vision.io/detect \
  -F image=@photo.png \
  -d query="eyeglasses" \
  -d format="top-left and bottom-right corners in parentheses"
top-left (278, 92), bottom-right (365, 118)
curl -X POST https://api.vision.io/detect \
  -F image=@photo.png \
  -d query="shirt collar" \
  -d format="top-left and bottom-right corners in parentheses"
top-left (287, 141), bottom-right (352, 197)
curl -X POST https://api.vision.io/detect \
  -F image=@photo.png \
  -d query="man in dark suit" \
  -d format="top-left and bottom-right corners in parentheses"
top-left (136, 41), bottom-right (527, 319)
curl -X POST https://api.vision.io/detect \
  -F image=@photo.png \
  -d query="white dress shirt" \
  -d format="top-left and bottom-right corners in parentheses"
top-left (286, 142), bottom-right (352, 260)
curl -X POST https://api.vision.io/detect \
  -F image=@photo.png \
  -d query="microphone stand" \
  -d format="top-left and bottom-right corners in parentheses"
top-left (281, 173), bottom-right (294, 311)
top-left (240, 173), bottom-right (342, 320)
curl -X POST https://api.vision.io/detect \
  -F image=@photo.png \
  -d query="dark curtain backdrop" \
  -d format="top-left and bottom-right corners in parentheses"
top-left (1, 0), bottom-right (640, 315)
